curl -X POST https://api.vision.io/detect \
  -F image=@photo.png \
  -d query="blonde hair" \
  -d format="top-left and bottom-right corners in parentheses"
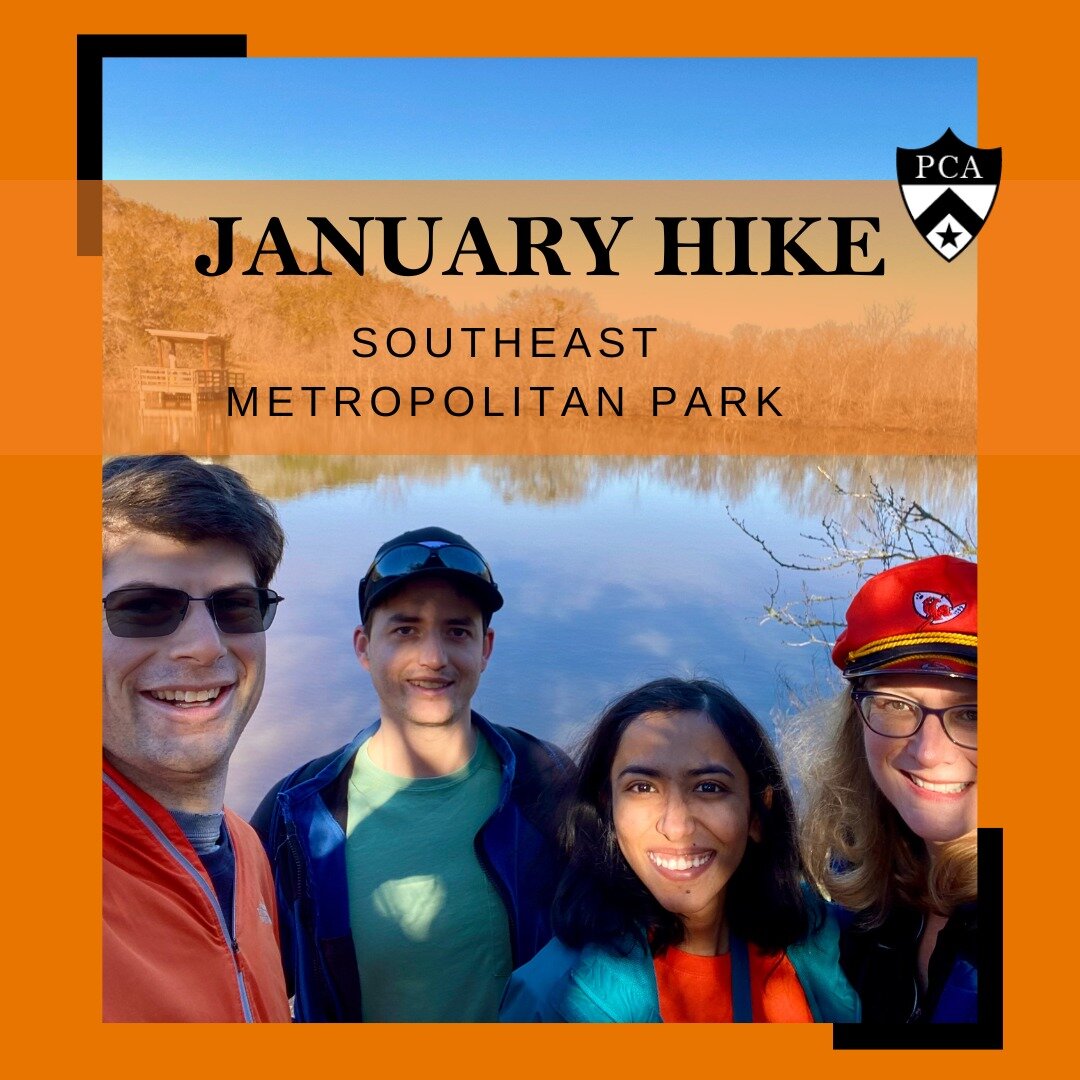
top-left (794, 690), bottom-right (977, 925)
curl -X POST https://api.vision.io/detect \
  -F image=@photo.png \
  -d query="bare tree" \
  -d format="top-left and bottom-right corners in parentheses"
top-left (728, 466), bottom-right (977, 652)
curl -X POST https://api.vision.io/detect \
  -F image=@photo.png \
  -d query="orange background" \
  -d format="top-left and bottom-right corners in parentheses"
top-left (2, 1), bottom-right (1072, 1070)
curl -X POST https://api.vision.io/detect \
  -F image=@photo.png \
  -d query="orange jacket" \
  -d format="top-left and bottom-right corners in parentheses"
top-left (103, 762), bottom-right (290, 1022)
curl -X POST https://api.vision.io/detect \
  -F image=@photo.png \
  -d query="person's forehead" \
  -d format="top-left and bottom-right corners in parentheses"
top-left (863, 672), bottom-right (976, 697)
top-left (373, 577), bottom-right (484, 619)
top-left (103, 530), bottom-right (256, 588)
top-left (614, 711), bottom-right (743, 771)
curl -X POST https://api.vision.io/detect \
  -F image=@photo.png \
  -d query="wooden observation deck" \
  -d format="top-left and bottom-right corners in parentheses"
top-left (138, 329), bottom-right (243, 415)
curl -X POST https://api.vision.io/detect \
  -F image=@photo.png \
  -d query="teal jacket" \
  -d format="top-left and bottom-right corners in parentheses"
top-left (499, 904), bottom-right (860, 1023)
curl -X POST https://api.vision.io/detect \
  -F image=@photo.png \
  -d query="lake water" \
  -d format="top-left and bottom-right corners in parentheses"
top-left (225, 455), bottom-right (976, 817)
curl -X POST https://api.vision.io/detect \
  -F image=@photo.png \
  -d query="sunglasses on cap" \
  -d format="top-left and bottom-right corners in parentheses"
top-left (364, 542), bottom-right (494, 586)
top-left (103, 586), bottom-right (283, 638)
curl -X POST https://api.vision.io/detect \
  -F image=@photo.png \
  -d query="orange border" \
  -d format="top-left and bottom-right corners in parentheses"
top-left (3, 2), bottom-right (1073, 1070)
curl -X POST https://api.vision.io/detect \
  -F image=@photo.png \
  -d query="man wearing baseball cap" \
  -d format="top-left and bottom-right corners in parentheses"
top-left (252, 527), bottom-right (573, 1022)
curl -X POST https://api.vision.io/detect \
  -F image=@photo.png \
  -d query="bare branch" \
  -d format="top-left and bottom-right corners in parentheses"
top-left (729, 470), bottom-right (976, 652)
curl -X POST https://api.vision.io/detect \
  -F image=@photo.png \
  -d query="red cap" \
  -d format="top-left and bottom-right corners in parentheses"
top-left (831, 555), bottom-right (977, 680)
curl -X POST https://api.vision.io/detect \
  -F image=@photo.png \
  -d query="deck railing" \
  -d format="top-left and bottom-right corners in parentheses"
top-left (136, 367), bottom-right (244, 391)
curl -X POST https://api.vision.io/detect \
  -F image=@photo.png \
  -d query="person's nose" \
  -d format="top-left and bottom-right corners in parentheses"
top-left (169, 599), bottom-right (228, 664)
top-left (416, 632), bottom-right (449, 669)
top-left (657, 790), bottom-right (695, 843)
top-left (908, 710), bottom-right (956, 766)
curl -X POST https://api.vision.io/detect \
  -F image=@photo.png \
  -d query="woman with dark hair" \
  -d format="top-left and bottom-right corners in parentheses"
top-left (798, 555), bottom-right (979, 1024)
top-left (499, 677), bottom-right (858, 1022)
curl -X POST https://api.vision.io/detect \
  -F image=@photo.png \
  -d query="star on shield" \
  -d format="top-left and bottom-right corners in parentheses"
top-left (896, 129), bottom-right (1002, 262)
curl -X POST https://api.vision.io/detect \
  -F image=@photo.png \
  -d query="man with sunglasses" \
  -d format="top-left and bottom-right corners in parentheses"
top-left (253, 526), bottom-right (573, 1022)
top-left (102, 455), bottom-right (290, 1022)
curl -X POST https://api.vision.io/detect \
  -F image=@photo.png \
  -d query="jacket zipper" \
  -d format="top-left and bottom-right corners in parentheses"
top-left (104, 773), bottom-right (255, 1022)
top-left (284, 819), bottom-right (306, 909)
top-left (907, 911), bottom-right (925, 1022)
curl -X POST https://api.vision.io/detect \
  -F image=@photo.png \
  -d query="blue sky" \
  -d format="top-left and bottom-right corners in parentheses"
top-left (102, 57), bottom-right (976, 180)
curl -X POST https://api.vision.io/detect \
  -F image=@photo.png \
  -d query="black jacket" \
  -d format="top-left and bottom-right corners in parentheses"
top-left (839, 902), bottom-right (978, 1023)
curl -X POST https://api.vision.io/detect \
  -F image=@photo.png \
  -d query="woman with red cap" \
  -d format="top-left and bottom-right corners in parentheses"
top-left (799, 554), bottom-right (978, 1023)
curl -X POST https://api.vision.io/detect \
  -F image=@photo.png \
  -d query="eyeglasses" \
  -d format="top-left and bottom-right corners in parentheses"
top-left (103, 587), bottom-right (283, 638)
top-left (364, 543), bottom-right (494, 587)
top-left (852, 690), bottom-right (977, 750)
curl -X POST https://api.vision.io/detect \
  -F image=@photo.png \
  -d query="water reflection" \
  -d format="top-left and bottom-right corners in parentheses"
top-left (227, 455), bottom-right (975, 817)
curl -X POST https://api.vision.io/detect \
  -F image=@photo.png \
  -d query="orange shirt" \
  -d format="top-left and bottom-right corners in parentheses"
top-left (654, 943), bottom-right (814, 1023)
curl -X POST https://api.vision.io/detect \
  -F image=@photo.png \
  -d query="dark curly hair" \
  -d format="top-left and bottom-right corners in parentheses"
top-left (553, 677), bottom-right (811, 955)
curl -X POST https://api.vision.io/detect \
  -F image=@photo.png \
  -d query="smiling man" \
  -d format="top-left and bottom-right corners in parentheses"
top-left (253, 526), bottom-right (573, 1022)
top-left (102, 455), bottom-right (290, 1022)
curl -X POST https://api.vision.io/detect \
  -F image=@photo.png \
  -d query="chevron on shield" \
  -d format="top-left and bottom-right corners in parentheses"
top-left (896, 128), bottom-right (1002, 262)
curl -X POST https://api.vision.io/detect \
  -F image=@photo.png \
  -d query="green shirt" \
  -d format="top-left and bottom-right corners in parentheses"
top-left (345, 730), bottom-right (512, 1021)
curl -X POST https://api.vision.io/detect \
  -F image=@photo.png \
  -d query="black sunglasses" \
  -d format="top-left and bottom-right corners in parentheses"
top-left (365, 543), bottom-right (494, 585)
top-left (103, 586), bottom-right (283, 638)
